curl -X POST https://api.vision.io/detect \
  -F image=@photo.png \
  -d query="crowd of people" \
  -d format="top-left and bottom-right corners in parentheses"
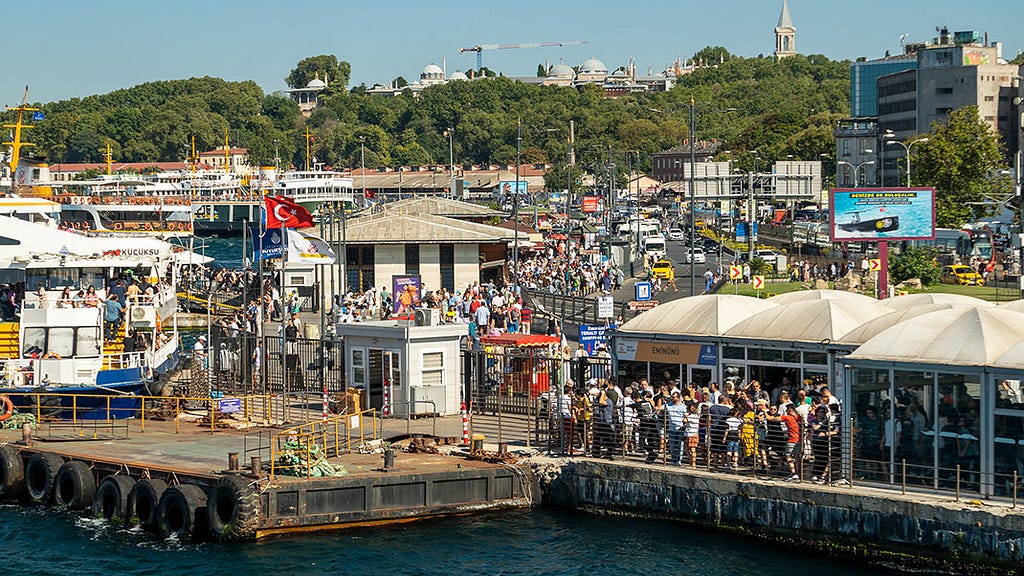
top-left (543, 374), bottom-right (845, 484)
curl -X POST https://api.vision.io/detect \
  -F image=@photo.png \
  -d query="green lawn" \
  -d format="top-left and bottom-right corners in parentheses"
top-left (721, 280), bottom-right (822, 298)
top-left (904, 282), bottom-right (1019, 302)
top-left (720, 279), bottom-right (1020, 302)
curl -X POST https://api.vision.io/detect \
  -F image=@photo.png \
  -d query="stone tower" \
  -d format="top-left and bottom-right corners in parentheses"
top-left (774, 0), bottom-right (796, 60)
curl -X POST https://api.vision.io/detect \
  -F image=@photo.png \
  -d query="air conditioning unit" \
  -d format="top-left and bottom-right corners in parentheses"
top-left (414, 308), bottom-right (438, 326)
top-left (129, 306), bottom-right (157, 328)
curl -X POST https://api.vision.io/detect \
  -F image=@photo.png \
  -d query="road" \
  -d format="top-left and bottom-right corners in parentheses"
top-left (647, 234), bottom-right (728, 300)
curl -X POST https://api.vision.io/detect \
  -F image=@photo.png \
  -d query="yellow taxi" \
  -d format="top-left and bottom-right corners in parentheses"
top-left (941, 264), bottom-right (984, 286)
top-left (651, 259), bottom-right (675, 280)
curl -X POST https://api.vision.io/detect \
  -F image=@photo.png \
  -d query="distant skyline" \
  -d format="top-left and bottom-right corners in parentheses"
top-left (6, 0), bottom-right (1023, 105)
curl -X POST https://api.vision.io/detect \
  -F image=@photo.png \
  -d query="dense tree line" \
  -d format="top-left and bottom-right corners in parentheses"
top-left (6, 49), bottom-right (852, 178)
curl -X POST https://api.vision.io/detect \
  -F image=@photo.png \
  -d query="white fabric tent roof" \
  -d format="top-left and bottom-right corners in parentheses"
top-left (616, 294), bottom-right (778, 337)
top-left (846, 307), bottom-right (1024, 366)
top-left (767, 289), bottom-right (878, 306)
top-left (838, 303), bottom-right (959, 346)
top-left (883, 292), bottom-right (994, 311)
top-left (998, 299), bottom-right (1024, 314)
top-left (725, 298), bottom-right (892, 343)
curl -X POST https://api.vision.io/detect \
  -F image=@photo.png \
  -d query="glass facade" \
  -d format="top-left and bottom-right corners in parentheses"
top-left (849, 365), bottom-right (999, 497)
top-left (850, 59), bottom-right (918, 116)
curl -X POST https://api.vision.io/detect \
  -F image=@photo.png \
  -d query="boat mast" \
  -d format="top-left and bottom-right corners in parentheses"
top-left (104, 140), bottom-right (113, 175)
top-left (224, 128), bottom-right (230, 175)
top-left (3, 86), bottom-right (38, 179)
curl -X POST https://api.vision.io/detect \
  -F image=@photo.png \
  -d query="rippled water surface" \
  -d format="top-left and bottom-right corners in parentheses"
top-left (0, 504), bottom-right (905, 576)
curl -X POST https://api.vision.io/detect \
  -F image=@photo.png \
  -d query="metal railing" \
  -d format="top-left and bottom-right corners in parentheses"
top-left (8, 391), bottom-right (275, 434)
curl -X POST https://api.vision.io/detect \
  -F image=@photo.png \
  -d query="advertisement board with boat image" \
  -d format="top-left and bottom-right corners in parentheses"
top-left (829, 187), bottom-right (935, 242)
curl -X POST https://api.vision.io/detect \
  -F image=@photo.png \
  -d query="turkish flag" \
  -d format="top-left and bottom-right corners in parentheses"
top-left (364, 189), bottom-right (376, 199)
top-left (265, 195), bottom-right (314, 229)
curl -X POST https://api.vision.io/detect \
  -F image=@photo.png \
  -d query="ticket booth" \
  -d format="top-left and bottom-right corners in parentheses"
top-left (337, 319), bottom-right (466, 416)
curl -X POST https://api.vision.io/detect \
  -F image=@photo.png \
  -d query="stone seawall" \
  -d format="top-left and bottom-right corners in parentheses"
top-left (534, 459), bottom-right (1024, 575)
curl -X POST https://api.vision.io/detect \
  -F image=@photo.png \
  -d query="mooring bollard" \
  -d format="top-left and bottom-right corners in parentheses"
top-left (21, 422), bottom-right (32, 446)
top-left (383, 448), bottom-right (395, 470)
top-left (498, 442), bottom-right (508, 456)
top-left (228, 452), bottom-right (239, 471)
top-left (251, 456), bottom-right (262, 477)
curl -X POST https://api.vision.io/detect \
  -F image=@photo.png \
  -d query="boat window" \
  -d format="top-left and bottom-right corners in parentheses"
top-left (27, 268), bottom-right (79, 290)
top-left (80, 268), bottom-right (106, 290)
top-left (23, 328), bottom-right (45, 355)
top-left (0, 235), bottom-right (20, 245)
top-left (47, 327), bottom-right (75, 358)
top-left (76, 327), bottom-right (101, 357)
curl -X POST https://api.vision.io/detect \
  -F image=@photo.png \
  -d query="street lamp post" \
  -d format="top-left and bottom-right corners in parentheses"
top-left (444, 127), bottom-right (455, 198)
top-left (837, 160), bottom-right (876, 187)
top-left (883, 132), bottom-right (928, 187)
top-left (688, 97), bottom-right (697, 296)
top-left (514, 118), bottom-right (522, 296)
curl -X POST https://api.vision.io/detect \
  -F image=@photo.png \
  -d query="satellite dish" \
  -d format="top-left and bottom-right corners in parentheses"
top-left (899, 34), bottom-right (908, 45)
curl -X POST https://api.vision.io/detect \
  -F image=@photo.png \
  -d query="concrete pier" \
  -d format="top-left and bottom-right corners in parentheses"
top-left (534, 457), bottom-right (1024, 575)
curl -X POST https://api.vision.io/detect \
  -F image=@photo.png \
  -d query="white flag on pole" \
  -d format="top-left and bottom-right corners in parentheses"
top-left (285, 228), bottom-right (336, 265)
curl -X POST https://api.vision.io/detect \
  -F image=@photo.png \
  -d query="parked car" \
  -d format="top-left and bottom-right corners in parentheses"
top-left (755, 249), bottom-right (779, 264)
top-left (667, 227), bottom-right (685, 241)
top-left (683, 247), bottom-right (707, 264)
top-left (941, 264), bottom-right (984, 286)
top-left (650, 259), bottom-right (675, 280)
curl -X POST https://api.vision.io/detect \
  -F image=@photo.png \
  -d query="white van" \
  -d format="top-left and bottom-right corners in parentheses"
top-left (643, 235), bottom-right (666, 259)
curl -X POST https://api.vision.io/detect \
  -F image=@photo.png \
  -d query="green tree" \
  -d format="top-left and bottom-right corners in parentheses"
top-left (911, 106), bottom-right (1011, 228)
top-left (889, 246), bottom-right (941, 285)
top-left (285, 55), bottom-right (351, 90)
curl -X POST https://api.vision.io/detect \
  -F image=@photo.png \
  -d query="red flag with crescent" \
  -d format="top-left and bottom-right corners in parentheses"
top-left (265, 195), bottom-right (314, 229)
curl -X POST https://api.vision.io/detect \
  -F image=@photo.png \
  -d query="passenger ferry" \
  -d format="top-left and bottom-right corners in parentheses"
top-left (56, 176), bottom-right (194, 237)
top-left (0, 216), bottom-right (190, 418)
top-left (272, 170), bottom-right (355, 215)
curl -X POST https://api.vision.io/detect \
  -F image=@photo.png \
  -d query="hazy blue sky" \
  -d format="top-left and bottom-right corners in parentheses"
top-left (5, 0), bottom-right (1023, 104)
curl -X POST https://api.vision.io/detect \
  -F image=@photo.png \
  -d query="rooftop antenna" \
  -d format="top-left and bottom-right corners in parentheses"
top-left (899, 33), bottom-right (908, 46)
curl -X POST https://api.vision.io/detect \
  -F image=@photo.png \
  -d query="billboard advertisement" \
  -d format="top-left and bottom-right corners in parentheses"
top-left (830, 188), bottom-right (935, 242)
top-left (391, 275), bottom-right (422, 315)
top-left (581, 196), bottom-right (601, 213)
top-left (498, 180), bottom-right (528, 197)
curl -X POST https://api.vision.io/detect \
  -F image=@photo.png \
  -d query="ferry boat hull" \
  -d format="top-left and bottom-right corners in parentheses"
top-left (1, 367), bottom-right (146, 420)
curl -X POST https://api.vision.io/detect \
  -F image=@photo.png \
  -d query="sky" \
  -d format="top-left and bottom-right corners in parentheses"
top-left (5, 0), bottom-right (1024, 105)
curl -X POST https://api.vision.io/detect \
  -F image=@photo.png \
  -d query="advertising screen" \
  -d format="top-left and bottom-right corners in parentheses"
top-left (830, 188), bottom-right (936, 242)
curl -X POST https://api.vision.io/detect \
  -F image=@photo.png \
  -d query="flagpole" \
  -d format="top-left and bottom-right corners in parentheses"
top-left (281, 222), bottom-right (289, 423)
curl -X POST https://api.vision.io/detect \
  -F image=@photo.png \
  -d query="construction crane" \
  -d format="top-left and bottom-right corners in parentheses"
top-left (458, 40), bottom-right (587, 72)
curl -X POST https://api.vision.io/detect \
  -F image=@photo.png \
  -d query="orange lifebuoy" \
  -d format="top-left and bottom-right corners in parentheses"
top-left (42, 352), bottom-right (62, 359)
top-left (113, 222), bottom-right (123, 230)
top-left (0, 396), bottom-right (12, 421)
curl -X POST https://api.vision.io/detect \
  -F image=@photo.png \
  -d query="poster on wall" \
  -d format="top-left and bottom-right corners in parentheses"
top-left (829, 188), bottom-right (936, 242)
top-left (392, 275), bottom-right (422, 315)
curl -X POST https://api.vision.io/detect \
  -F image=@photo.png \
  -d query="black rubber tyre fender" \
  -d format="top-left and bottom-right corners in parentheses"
top-left (156, 484), bottom-right (208, 540)
top-left (53, 460), bottom-right (96, 509)
top-left (0, 445), bottom-right (25, 499)
top-left (207, 475), bottom-right (261, 542)
top-left (24, 452), bottom-right (65, 503)
top-left (93, 475), bottom-right (136, 521)
top-left (126, 478), bottom-right (167, 530)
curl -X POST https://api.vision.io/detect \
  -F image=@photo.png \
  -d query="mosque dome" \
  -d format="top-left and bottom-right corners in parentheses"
top-left (305, 78), bottom-right (327, 89)
top-left (547, 63), bottom-right (575, 79)
top-left (579, 58), bottom-right (608, 74)
top-left (422, 63), bottom-right (444, 77)
top-left (448, 70), bottom-right (469, 81)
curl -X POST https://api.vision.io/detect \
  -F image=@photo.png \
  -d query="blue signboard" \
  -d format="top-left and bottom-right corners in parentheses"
top-left (219, 397), bottom-right (242, 414)
top-left (251, 227), bottom-right (283, 261)
top-left (697, 345), bottom-right (718, 366)
top-left (635, 281), bottom-right (652, 301)
top-left (31, 111), bottom-right (45, 121)
top-left (735, 222), bottom-right (759, 242)
top-left (578, 324), bottom-right (608, 355)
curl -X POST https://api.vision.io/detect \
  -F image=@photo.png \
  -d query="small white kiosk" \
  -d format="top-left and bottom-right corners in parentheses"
top-left (336, 312), bottom-right (466, 416)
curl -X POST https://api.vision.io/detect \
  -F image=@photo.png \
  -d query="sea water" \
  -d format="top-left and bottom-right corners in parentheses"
top-left (0, 504), bottom-right (902, 576)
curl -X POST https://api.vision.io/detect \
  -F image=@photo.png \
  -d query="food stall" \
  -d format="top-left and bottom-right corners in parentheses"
top-left (480, 333), bottom-right (560, 398)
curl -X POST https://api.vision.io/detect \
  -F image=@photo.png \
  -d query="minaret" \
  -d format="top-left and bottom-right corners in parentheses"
top-left (774, 0), bottom-right (796, 60)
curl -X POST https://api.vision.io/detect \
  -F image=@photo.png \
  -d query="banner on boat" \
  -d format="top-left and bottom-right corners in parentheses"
top-left (829, 188), bottom-right (935, 242)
